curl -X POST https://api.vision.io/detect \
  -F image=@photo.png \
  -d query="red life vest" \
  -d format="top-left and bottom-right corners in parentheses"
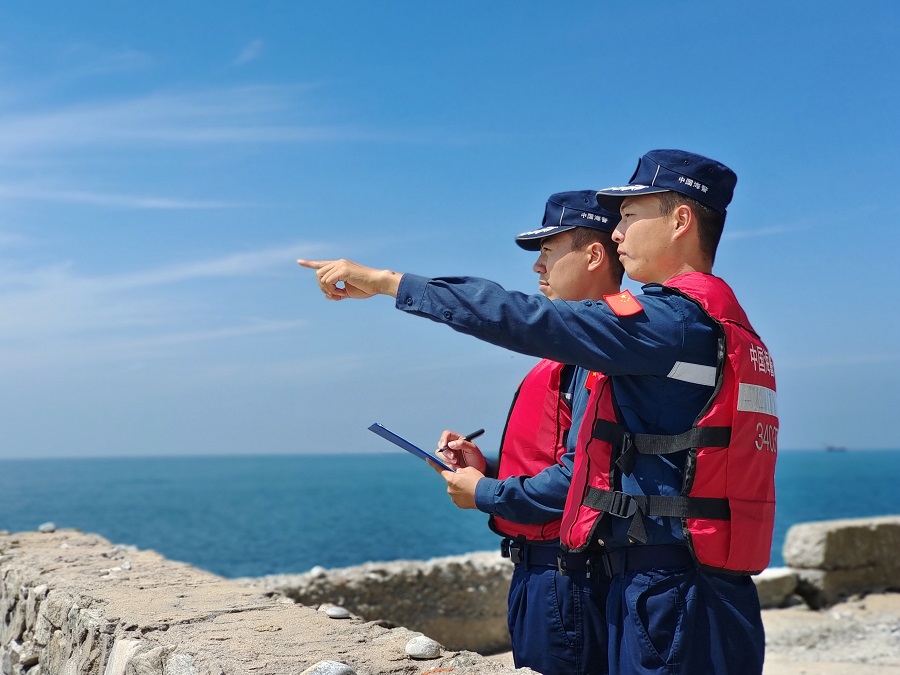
top-left (491, 359), bottom-right (572, 541)
top-left (559, 273), bottom-right (778, 574)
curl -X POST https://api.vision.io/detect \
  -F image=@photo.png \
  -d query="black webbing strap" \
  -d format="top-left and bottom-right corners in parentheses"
top-left (584, 487), bottom-right (731, 544)
top-left (591, 420), bottom-right (731, 475)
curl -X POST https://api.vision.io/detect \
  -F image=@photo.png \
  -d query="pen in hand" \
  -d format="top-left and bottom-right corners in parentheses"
top-left (436, 428), bottom-right (485, 467)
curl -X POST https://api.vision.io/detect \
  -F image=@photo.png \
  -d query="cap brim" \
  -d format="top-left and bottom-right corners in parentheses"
top-left (514, 224), bottom-right (576, 250)
top-left (595, 185), bottom-right (668, 211)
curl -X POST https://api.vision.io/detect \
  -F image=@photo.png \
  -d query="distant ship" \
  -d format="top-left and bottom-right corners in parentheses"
top-left (825, 444), bottom-right (848, 452)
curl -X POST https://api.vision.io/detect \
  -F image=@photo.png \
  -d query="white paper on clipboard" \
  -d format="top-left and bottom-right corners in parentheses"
top-left (367, 422), bottom-right (456, 472)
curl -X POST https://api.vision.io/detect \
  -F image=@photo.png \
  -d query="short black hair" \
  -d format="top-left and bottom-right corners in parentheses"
top-left (656, 192), bottom-right (725, 264)
top-left (569, 227), bottom-right (625, 285)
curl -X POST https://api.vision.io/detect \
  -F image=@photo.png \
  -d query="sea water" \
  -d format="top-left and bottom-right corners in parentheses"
top-left (0, 450), bottom-right (897, 578)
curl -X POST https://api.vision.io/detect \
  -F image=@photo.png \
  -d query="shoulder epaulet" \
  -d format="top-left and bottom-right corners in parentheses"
top-left (603, 289), bottom-right (644, 317)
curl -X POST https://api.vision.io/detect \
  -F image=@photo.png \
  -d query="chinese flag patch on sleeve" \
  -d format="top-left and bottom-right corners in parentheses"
top-left (603, 290), bottom-right (644, 317)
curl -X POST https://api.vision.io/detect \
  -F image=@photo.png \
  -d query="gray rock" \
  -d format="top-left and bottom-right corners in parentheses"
top-left (165, 652), bottom-right (198, 675)
top-left (36, 522), bottom-right (56, 533)
top-left (753, 567), bottom-right (798, 608)
top-left (795, 567), bottom-right (898, 609)
top-left (405, 635), bottom-right (442, 659)
top-left (247, 551), bottom-right (512, 653)
top-left (783, 516), bottom-right (900, 607)
top-left (320, 604), bottom-right (351, 619)
top-left (299, 661), bottom-right (356, 675)
top-left (784, 516), bottom-right (900, 570)
top-left (103, 638), bottom-right (143, 675)
top-left (1, 641), bottom-right (23, 672)
top-left (0, 529), bottom-right (531, 675)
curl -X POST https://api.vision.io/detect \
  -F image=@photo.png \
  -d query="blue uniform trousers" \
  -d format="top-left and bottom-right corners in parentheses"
top-left (506, 546), bottom-right (610, 675)
top-left (606, 562), bottom-right (765, 675)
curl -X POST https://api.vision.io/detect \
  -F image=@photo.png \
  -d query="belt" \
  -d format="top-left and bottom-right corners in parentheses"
top-left (501, 539), bottom-right (695, 578)
top-left (593, 544), bottom-right (695, 577)
top-left (501, 539), bottom-right (592, 569)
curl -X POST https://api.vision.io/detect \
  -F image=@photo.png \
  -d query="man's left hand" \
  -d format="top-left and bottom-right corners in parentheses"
top-left (440, 466), bottom-right (484, 509)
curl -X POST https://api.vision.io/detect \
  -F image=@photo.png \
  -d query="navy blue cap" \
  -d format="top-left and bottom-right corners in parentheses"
top-left (596, 150), bottom-right (737, 215)
top-left (515, 190), bottom-right (621, 251)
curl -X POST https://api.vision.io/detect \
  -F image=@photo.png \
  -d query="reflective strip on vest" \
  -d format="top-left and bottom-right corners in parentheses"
top-left (667, 361), bottom-right (717, 386)
top-left (737, 383), bottom-right (777, 417)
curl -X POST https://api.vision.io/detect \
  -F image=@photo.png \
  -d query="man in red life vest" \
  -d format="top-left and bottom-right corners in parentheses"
top-left (298, 149), bottom-right (777, 674)
top-left (436, 190), bottom-right (624, 675)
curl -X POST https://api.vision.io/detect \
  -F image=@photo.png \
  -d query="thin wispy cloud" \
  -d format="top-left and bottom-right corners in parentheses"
top-left (0, 184), bottom-right (248, 209)
top-left (109, 245), bottom-right (318, 290)
top-left (0, 232), bottom-right (26, 248)
top-left (58, 44), bottom-right (154, 79)
top-left (0, 319), bottom-right (306, 371)
top-left (128, 320), bottom-right (303, 348)
top-left (0, 242), bottom-right (317, 298)
top-left (233, 39), bottom-right (264, 66)
top-left (0, 242), bottom-right (321, 365)
top-left (0, 85), bottom-right (359, 161)
top-left (0, 44), bottom-right (153, 108)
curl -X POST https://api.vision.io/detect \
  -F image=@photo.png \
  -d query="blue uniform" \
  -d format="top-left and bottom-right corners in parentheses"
top-left (477, 366), bottom-right (609, 675)
top-left (396, 274), bottom-right (765, 675)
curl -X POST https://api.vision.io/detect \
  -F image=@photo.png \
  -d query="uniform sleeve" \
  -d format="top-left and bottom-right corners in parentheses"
top-left (396, 274), bottom-right (687, 378)
top-left (473, 449), bottom-right (574, 523)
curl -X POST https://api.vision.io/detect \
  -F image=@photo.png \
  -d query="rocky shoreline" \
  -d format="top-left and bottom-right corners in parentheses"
top-left (2, 518), bottom-right (900, 674)
top-left (1, 529), bottom-right (531, 675)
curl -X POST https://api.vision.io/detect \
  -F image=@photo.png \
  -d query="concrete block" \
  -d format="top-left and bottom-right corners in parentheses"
top-left (0, 530), bottom-right (524, 675)
top-left (753, 567), bottom-right (798, 608)
top-left (783, 516), bottom-right (900, 607)
top-left (250, 552), bottom-right (513, 654)
top-left (783, 515), bottom-right (900, 570)
top-left (794, 567), bottom-right (900, 609)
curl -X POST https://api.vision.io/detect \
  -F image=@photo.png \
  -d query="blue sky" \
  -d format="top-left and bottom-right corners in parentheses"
top-left (0, 2), bottom-right (898, 459)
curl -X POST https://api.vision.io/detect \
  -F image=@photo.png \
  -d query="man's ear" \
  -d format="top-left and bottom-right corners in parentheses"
top-left (586, 241), bottom-right (605, 271)
top-left (672, 204), bottom-right (694, 240)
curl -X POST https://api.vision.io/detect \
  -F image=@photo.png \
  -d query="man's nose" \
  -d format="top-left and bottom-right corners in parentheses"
top-left (533, 256), bottom-right (546, 273)
top-left (612, 227), bottom-right (624, 243)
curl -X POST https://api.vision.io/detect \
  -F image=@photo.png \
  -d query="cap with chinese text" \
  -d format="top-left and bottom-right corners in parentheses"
top-left (595, 150), bottom-right (737, 215)
top-left (515, 190), bottom-right (621, 251)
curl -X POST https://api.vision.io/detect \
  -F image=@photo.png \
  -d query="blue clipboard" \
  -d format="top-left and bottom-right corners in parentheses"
top-left (368, 422), bottom-right (456, 472)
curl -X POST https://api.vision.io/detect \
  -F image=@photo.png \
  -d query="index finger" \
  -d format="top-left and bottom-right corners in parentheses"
top-left (438, 429), bottom-right (460, 449)
top-left (297, 259), bottom-right (326, 270)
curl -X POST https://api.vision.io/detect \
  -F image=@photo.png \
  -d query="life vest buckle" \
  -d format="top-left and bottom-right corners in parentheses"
top-left (607, 491), bottom-right (638, 519)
